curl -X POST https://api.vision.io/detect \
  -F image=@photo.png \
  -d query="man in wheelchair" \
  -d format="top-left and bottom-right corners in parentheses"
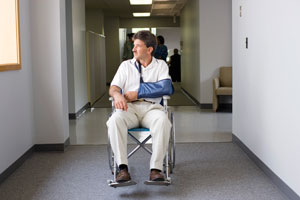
top-left (107, 30), bottom-right (174, 184)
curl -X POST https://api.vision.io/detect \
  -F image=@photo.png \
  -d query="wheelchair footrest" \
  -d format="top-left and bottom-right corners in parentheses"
top-left (144, 178), bottom-right (171, 186)
top-left (107, 180), bottom-right (137, 188)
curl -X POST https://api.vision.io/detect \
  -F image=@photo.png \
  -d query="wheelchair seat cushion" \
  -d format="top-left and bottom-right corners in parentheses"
top-left (128, 128), bottom-right (150, 132)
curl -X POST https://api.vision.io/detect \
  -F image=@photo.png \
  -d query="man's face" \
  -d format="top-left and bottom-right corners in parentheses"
top-left (132, 39), bottom-right (152, 60)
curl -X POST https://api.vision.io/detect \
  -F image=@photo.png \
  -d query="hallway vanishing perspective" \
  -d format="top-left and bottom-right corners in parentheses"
top-left (1, 0), bottom-right (300, 200)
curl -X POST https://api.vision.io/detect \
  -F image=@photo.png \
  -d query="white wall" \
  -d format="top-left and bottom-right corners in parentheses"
top-left (86, 32), bottom-right (106, 104)
top-left (156, 27), bottom-right (181, 60)
top-left (59, 0), bottom-right (70, 141)
top-left (199, 0), bottom-right (232, 103)
top-left (31, 0), bottom-right (69, 143)
top-left (66, 0), bottom-right (75, 114)
top-left (180, 0), bottom-right (232, 104)
top-left (104, 16), bottom-right (120, 83)
top-left (0, 0), bottom-right (35, 174)
top-left (72, 0), bottom-right (88, 112)
top-left (0, 0), bottom-right (70, 174)
top-left (180, 0), bottom-right (200, 101)
top-left (233, 0), bottom-right (300, 196)
top-left (86, 9), bottom-right (104, 35)
top-left (85, 9), bottom-right (106, 104)
top-left (67, 0), bottom-right (88, 113)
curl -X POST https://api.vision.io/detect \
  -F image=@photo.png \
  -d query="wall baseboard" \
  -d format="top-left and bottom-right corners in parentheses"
top-left (0, 138), bottom-right (70, 185)
top-left (90, 93), bottom-right (106, 107)
top-left (233, 134), bottom-right (300, 200)
top-left (216, 103), bottom-right (232, 112)
top-left (198, 103), bottom-right (232, 111)
top-left (200, 104), bottom-right (212, 109)
top-left (69, 102), bottom-right (90, 120)
top-left (180, 88), bottom-right (226, 110)
top-left (180, 87), bottom-right (201, 106)
top-left (35, 138), bottom-right (70, 152)
top-left (0, 146), bottom-right (35, 185)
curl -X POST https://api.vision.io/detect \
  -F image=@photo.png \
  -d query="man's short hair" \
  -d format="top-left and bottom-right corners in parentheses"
top-left (133, 31), bottom-right (157, 56)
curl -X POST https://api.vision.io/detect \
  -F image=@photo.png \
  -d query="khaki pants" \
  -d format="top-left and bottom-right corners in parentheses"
top-left (107, 102), bottom-right (171, 171)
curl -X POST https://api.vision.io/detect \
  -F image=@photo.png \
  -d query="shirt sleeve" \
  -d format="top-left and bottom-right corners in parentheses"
top-left (158, 60), bottom-right (171, 81)
top-left (110, 62), bottom-right (126, 89)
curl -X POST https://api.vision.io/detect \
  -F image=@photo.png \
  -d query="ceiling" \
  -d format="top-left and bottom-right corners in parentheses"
top-left (85, 0), bottom-right (188, 18)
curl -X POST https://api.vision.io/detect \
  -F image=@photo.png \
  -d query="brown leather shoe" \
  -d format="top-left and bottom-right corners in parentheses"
top-left (116, 169), bottom-right (131, 183)
top-left (149, 170), bottom-right (165, 181)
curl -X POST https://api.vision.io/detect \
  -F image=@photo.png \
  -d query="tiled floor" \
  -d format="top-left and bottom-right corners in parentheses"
top-left (69, 105), bottom-right (232, 145)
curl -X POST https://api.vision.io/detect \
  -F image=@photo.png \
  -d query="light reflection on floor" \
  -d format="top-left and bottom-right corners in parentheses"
top-left (69, 106), bottom-right (232, 145)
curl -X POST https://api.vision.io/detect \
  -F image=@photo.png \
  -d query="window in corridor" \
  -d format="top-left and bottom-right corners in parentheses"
top-left (0, 0), bottom-right (21, 72)
top-left (132, 28), bottom-right (150, 33)
top-left (131, 28), bottom-right (156, 35)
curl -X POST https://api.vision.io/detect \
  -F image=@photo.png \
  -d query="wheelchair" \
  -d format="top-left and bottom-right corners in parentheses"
top-left (107, 96), bottom-right (176, 188)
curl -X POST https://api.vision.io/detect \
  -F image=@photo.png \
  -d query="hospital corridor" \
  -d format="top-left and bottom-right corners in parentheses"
top-left (0, 84), bottom-right (288, 200)
top-left (0, 0), bottom-right (299, 200)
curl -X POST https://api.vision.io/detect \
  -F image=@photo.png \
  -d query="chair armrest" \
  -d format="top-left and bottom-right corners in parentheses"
top-left (163, 96), bottom-right (170, 114)
top-left (110, 96), bottom-right (170, 113)
top-left (108, 97), bottom-right (115, 112)
top-left (213, 78), bottom-right (220, 90)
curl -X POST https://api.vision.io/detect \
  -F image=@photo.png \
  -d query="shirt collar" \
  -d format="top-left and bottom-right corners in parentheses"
top-left (130, 58), bottom-right (136, 65)
top-left (131, 57), bottom-right (157, 70)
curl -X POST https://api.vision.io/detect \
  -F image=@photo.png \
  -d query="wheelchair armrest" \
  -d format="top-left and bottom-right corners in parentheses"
top-left (109, 96), bottom-right (171, 114)
top-left (163, 96), bottom-right (171, 113)
top-left (108, 97), bottom-right (115, 111)
top-left (163, 95), bottom-right (170, 100)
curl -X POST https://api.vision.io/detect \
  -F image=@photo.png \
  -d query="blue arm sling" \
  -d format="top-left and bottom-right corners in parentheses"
top-left (135, 61), bottom-right (174, 99)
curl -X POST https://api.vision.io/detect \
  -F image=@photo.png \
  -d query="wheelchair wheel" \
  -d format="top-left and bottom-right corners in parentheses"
top-left (107, 137), bottom-right (114, 174)
top-left (169, 112), bottom-right (176, 170)
top-left (165, 111), bottom-right (175, 174)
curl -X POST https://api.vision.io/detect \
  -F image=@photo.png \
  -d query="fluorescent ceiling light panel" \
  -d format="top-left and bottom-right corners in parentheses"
top-left (133, 12), bottom-right (151, 17)
top-left (130, 0), bottom-right (152, 5)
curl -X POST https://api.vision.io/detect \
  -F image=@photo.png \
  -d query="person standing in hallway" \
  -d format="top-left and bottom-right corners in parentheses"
top-left (107, 31), bottom-right (174, 183)
top-left (122, 33), bottom-right (134, 61)
top-left (154, 35), bottom-right (168, 62)
top-left (168, 48), bottom-right (181, 82)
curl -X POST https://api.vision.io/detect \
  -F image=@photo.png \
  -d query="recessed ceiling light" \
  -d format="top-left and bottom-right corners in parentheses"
top-left (133, 12), bottom-right (151, 17)
top-left (130, 0), bottom-right (152, 5)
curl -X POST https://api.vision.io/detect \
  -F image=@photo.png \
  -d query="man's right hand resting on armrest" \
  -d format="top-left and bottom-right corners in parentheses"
top-left (109, 85), bottom-right (128, 111)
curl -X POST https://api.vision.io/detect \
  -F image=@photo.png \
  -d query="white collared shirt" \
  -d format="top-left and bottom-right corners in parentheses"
top-left (111, 57), bottom-right (171, 103)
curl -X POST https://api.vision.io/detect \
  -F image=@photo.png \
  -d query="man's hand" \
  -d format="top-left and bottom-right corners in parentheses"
top-left (109, 85), bottom-right (128, 111)
top-left (124, 91), bottom-right (138, 102)
top-left (113, 93), bottom-right (128, 111)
